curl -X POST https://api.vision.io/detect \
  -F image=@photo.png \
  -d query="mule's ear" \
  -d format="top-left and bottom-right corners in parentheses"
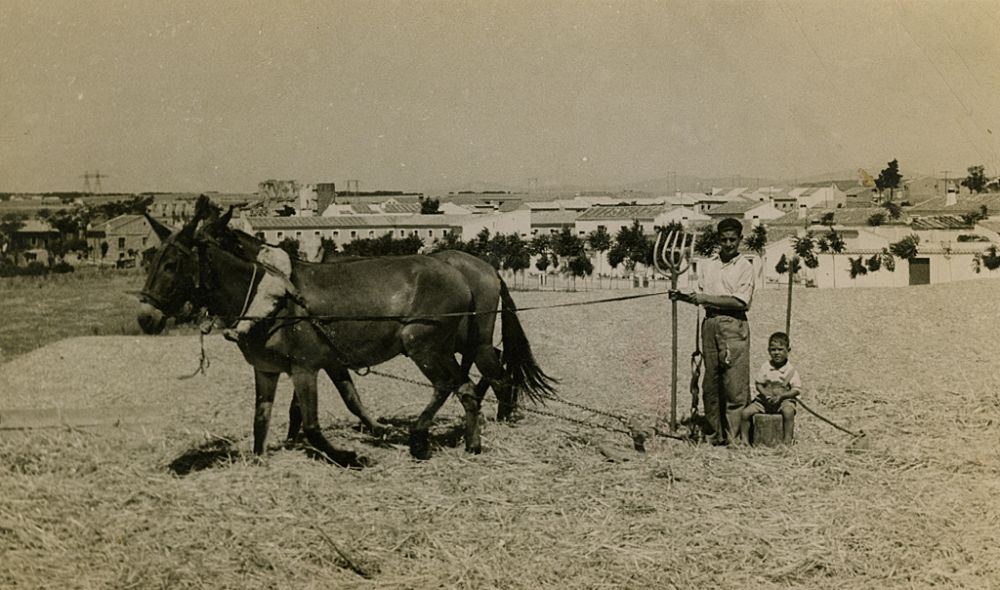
top-left (145, 213), bottom-right (174, 241)
top-left (193, 195), bottom-right (215, 220)
top-left (219, 205), bottom-right (234, 227)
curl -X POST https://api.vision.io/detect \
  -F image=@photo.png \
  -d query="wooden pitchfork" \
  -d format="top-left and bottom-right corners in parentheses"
top-left (653, 227), bottom-right (698, 432)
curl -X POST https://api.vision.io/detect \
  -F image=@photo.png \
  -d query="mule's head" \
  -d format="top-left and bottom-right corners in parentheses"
top-left (136, 197), bottom-right (216, 334)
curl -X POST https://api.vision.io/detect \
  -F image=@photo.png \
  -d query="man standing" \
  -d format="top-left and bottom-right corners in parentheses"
top-left (670, 217), bottom-right (755, 445)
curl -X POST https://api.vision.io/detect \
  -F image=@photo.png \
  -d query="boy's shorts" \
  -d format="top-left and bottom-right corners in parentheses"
top-left (748, 396), bottom-right (797, 415)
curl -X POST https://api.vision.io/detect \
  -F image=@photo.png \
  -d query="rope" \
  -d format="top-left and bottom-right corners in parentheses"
top-left (217, 290), bottom-right (671, 323)
top-left (798, 400), bottom-right (865, 438)
top-left (178, 328), bottom-right (211, 379)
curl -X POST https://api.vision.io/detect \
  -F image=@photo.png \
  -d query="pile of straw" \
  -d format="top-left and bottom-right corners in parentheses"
top-left (2, 278), bottom-right (999, 588)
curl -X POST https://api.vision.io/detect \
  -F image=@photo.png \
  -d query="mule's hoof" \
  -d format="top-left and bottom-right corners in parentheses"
top-left (409, 430), bottom-right (431, 461)
top-left (465, 444), bottom-right (482, 455)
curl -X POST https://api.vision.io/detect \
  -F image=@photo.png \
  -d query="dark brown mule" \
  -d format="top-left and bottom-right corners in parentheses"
top-left (320, 248), bottom-right (554, 421)
top-left (138, 197), bottom-right (489, 464)
top-left (201, 221), bottom-right (555, 438)
top-left (140, 201), bottom-right (551, 463)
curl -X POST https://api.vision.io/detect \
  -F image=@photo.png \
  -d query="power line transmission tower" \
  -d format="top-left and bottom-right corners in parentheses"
top-left (93, 170), bottom-right (109, 194)
top-left (81, 171), bottom-right (92, 194)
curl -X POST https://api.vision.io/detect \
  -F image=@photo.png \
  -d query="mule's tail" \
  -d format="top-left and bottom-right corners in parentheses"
top-left (499, 278), bottom-right (557, 404)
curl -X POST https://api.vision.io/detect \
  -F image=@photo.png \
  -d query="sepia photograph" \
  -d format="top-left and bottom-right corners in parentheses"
top-left (1, 1), bottom-right (999, 588)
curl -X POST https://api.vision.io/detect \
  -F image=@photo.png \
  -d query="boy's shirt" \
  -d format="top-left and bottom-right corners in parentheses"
top-left (755, 360), bottom-right (802, 399)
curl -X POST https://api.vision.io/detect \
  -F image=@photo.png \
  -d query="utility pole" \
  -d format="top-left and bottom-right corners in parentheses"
top-left (940, 171), bottom-right (951, 197)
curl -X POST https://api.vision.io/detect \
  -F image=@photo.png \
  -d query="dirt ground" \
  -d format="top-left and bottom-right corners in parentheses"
top-left (2, 279), bottom-right (999, 589)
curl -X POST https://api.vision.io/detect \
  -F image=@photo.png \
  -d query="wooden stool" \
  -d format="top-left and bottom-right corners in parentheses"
top-left (751, 413), bottom-right (790, 447)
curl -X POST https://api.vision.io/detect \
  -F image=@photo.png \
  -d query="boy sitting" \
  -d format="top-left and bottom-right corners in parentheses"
top-left (223, 244), bottom-right (294, 342)
top-left (740, 332), bottom-right (801, 445)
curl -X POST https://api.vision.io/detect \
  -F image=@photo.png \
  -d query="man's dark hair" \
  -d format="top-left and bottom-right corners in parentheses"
top-left (768, 332), bottom-right (790, 348)
top-left (717, 217), bottom-right (743, 235)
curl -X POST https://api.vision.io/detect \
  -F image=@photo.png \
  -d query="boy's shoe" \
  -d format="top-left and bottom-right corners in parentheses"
top-left (222, 328), bottom-right (241, 343)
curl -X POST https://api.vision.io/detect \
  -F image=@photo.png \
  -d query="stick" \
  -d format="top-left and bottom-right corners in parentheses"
top-left (798, 400), bottom-right (864, 438)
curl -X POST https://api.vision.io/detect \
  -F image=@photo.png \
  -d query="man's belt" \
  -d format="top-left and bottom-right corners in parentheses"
top-left (704, 309), bottom-right (747, 321)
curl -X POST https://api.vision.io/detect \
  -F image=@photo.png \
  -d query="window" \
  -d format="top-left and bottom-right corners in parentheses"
top-left (369, 230), bottom-right (375, 238)
top-left (118, 237), bottom-right (126, 249)
top-left (295, 231), bottom-right (302, 238)
top-left (350, 230), bottom-right (357, 238)
top-left (428, 230), bottom-right (434, 237)
top-left (314, 231), bottom-right (320, 237)
top-left (277, 232), bottom-right (284, 239)
top-left (333, 230), bottom-right (340, 237)
top-left (142, 237), bottom-right (148, 246)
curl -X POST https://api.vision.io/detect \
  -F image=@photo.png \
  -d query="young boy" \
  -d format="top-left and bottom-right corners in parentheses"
top-left (223, 244), bottom-right (294, 342)
top-left (740, 332), bottom-right (801, 444)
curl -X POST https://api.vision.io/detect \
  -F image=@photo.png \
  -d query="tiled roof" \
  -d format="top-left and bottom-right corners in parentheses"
top-left (530, 210), bottom-right (580, 226)
top-left (15, 219), bottom-right (57, 233)
top-left (706, 201), bottom-right (759, 216)
top-left (909, 193), bottom-right (1000, 213)
top-left (382, 202), bottom-right (422, 214)
top-left (576, 204), bottom-right (665, 220)
top-left (246, 215), bottom-right (461, 230)
top-left (910, 215), bottom-right (973, 230)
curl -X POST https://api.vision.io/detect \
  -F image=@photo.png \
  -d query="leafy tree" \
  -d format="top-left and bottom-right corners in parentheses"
top-left (500, 234), bottom-right (531, 279)
top-left (961, 205), bottom-right (989, 226)
top-left (586, 226), bottom-right (611, 253)
top-left (100, 241), bottom-right (109, 260)
top-left (819, 211), bottom-right (835, 226)
top-left (607, 220), bottom-right (651, 274)
top-left (961, 165), bottom-right (988, 194)
top-left (694, 226), bottom-right (720, 256)
top-left (889, 234), bottom-right (920, 262)
top-left (816, 227), bottom-right (846, 287)
top-left (529, 234), bottom-right (555, 272)
top-left (882, 200), bottom-right (902, 220)
top-left (848, 257), bottom-right (868, 279)
top-left (0, 213), bottom-right (26, 254)
top-left (277, 237), bottom-right (302, 260)
top-left (974, 245), bottom-right (1000, 272)
top-left (586, 226), bottom-right (612, 276)
top-left (867, 212), bottom-right (886, 226)
top-left (743, 224), bottom-right (768, 255)
top-left (565, 253), bottom-right (594, 289)
top-left (419, 196), bottom-right (442, 214)
top-left (319, 236), bottom-right (338, 260)
top-left (875, 159), bottom-right (903, 201)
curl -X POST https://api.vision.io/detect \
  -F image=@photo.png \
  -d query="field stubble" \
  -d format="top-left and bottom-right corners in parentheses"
top-left (2, 279), bottom-right (1000, 589)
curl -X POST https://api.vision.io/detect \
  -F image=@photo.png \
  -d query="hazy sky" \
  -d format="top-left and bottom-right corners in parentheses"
top-left (2, 1), bottom-right (999, 193)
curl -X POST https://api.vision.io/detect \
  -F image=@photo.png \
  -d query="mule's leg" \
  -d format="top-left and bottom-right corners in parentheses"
top-left (254, 369), bottom-right (280, 455)
top-left (285, 392), bottom-right (302, 447)
top-left (290, 367), bottom-right (368, 468)
top-left (476, 345), bottom-right (518, 422)
top-left (410, 351), bottom-right (481, 458)
top-left (325, 367), bottom-right (384, 435)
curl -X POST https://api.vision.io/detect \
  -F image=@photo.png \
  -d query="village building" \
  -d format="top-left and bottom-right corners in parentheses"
top-left (85, 214), bottom-right (161, 266)
top-left (703, 200), bottom-right (784, 225)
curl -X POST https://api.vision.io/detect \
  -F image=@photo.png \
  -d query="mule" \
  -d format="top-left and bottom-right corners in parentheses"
top-left (196, 209), bottom-right (549, 436)
top-left (138, 197), bottom-right (554, 464)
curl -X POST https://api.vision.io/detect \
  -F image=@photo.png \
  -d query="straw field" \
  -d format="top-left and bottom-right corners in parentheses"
top-left (2, 278), bottom-right (999, 589)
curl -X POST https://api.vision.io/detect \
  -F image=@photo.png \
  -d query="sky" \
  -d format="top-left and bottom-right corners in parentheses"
top-left (2, 0), bottom-right (999, 194)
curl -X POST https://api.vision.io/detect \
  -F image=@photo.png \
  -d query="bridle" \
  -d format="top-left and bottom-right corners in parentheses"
top-left (140, 234), bottom-right (207, 313)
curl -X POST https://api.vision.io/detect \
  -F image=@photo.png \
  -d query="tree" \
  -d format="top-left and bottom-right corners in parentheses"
top-left (586, 226), bottom-right (612, 277)
top-left (529, 234), bottom-right (554, 274)
top-left (277, 237), bottom-right (302, 260)
top-left (694, 226), bottom-right (720, 256)
top-left (961, 205), bottom-right (989, 226)
top-left (882, 200), bottom-right (902, 220)
top-left (867, 212), bottom-right (886, 226)
top-left (819, 211), bottom-right (835, 226)
top-left (875, 159), bottom-right (903, 201)
top-left (500, 234), bottom-right (531, 284)
top-left (565, 253), bottom-right (594, 289)
top-left (319, 236), bottom-right (338, 260)
top-left (780, 233), bottom-right (821, 337)
top-left (419, 196), bottom-right (442, 214)
top-left (961, 165), bottom-right (988, 194)
top-left (0, 213), bottom-right (25, 254)
top-left (743, 224), bottom-right (768, 255)
top-left (606, 220), bottom-right (651, 274)
top-left (817, 227), bottom-right (846, 287)
top-left (889, 234), bottom-right (920, 262)
top-left (100, 241), bottom-right (109, 260)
